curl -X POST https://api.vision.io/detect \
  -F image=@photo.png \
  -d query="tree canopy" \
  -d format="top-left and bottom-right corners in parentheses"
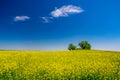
top-left (68, 43), bottom-right (76, 50)
top-left (78, 41), bottom-right (91, 50)
top-left (68, 41), bottom-right (91, 50)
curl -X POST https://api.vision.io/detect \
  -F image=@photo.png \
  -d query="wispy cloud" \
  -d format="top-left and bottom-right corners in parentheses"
top-left (41, 17), bottom-right (53, 23)
top-left (42, 5), bottom-right (84, 23)
top-left (14, 16), bottom-right (30, 22)
top-left (51, 5), bottom-right (84, 18)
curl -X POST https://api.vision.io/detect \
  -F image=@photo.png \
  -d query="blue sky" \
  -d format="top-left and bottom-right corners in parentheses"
top-left (0, 0), bottom-right (120, 51)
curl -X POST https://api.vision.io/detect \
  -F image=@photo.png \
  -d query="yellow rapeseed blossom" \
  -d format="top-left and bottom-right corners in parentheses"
top-left (0, 50), bottom-right (119, 79)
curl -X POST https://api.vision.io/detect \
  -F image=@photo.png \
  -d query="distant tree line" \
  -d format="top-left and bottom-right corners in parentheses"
top-left (68, 41), bottom-right (91, 50)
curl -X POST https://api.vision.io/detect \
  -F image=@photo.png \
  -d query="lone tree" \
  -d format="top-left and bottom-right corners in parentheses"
top-left (78, 41), bottom-right (91, 50)
top-left (68, 43), bottom-right (76, 50)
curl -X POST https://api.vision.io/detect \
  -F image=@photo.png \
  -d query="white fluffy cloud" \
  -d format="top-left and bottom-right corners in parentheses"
top-left (41, 17), bottom-right (53, 23)
top-left (14, 16), bottom-right (30, 22)
top-left (51, 5), bottom-right (84, 18)
top-left (41, 5), bottom-right (84, 23)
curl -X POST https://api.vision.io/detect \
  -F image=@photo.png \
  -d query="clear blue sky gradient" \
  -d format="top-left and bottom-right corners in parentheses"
top-left (0, 0), bottom-right (120, 51)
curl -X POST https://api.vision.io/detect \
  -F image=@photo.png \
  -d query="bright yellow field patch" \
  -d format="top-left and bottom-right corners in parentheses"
top-left (0, 50), bottom-right (120, 80)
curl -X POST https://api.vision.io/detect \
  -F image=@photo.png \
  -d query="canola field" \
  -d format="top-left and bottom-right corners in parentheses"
top-left (0, 50), bottom-right (120, 80)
